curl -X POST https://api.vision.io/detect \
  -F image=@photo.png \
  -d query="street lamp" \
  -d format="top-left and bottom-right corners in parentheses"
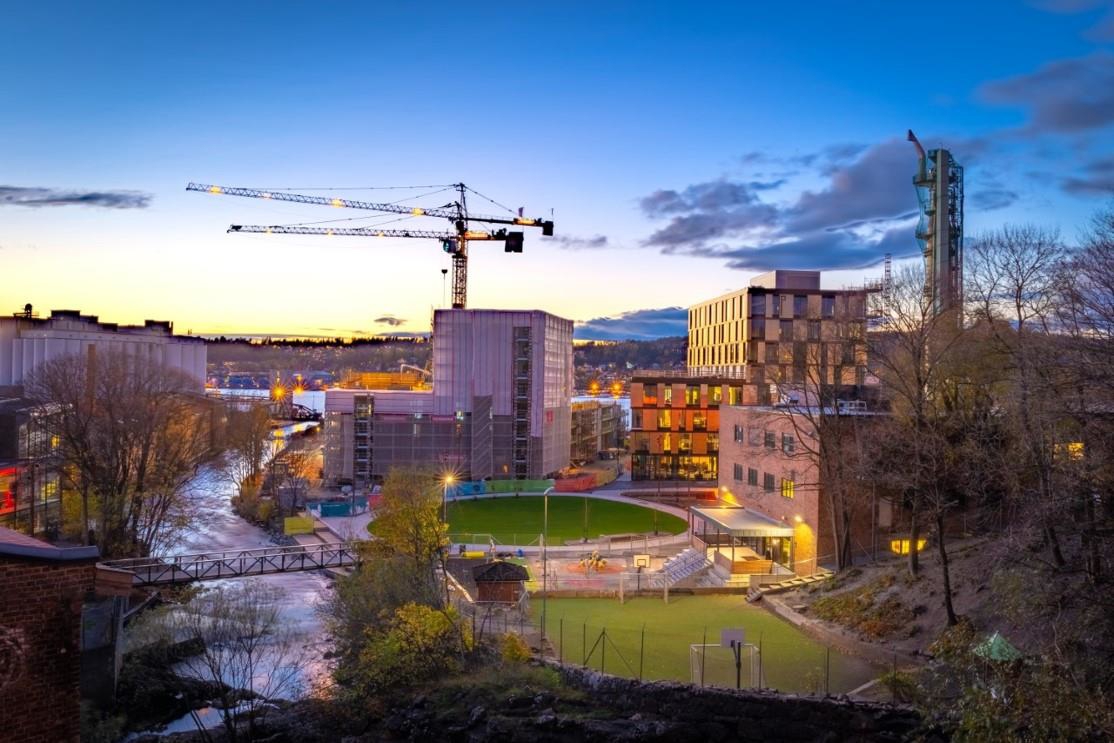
top-left (442, 473), bottom-right (455, 526)
top-left (541, 485), bottom-right (555, 647)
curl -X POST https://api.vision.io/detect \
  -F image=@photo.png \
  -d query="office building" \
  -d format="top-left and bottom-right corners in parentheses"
top-left (570, 398), bottom-right (623, 463)
top-left (687, 270), bottom-right (868, 387)
top-left (324, 309), bottom-right (573, 485)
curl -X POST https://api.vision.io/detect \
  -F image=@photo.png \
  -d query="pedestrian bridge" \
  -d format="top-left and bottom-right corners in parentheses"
top-left (99, 542), bottom-right (358, 587)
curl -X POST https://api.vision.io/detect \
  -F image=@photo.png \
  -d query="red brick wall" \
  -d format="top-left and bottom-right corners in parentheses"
top-left (0, 555), bottom-right (96, 743)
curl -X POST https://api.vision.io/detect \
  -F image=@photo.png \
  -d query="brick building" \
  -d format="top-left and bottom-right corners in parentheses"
top-left (0, 527), bottom-right (99, 743)
top-left (717, 404), bottom-right (891, 574)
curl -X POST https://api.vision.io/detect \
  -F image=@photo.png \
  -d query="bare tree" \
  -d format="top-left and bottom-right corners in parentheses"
top-left (866, 264), bottom-right (966, 578)
top-left (219, 404), bottom-right (273, 497)
top-left (966, 225), bottom-right (1070, 568)
top-left (26, 349), bottom-right (217, 557)
top-left (142, 580), bottom-right (309, 742)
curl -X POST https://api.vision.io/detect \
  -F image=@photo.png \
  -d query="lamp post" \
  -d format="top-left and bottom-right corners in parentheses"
top-left (541, 485), bottom-right (555, 647)
top-left (442, 474), bottom-right (455, 528)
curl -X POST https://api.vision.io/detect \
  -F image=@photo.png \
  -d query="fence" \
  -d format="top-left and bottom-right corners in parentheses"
top-left (531, 614), bottom-right (879, 697)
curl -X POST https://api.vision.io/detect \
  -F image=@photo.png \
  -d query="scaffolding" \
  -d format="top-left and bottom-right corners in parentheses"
top-left (512, 326), bottom-right (532, 478)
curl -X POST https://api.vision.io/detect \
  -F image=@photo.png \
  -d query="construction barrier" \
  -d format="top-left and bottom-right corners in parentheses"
top-left (447, 479), bottom-right (556, 498)
top-left (554, 475), bottom-right (596, 492)
top-left (283, 516), bottom-right (315, 535)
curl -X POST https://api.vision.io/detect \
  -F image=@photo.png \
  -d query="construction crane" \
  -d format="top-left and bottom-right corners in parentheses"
top-left (186, 182), bottom-right (554, 309)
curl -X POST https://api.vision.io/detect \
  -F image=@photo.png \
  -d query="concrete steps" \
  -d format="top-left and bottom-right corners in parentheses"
top-left (746, 569), bottom-right (834, 602)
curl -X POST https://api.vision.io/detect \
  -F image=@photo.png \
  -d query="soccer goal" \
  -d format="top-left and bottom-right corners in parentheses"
top-left (689, 629), bottom-right (762, 689)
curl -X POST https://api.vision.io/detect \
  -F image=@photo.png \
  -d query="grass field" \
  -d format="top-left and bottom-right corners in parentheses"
top-left (534, 596), bottom-right (880, 695)
top-left (444, 496), bottom-right (687, 545)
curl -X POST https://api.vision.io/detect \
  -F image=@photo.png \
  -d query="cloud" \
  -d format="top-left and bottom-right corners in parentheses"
top-left (969, 188), bottom-right (1021, 210)
top-left (574, 307), bottom-right (688, 341)
top-left (0, 185), bottom-right (151, 209)
top-left (640, 138), bottom-right (922, 271)
top-left (374, 315), bottom-right (405, 327)
top-left (979, 51), bottom-right (1114, 133)
top-left (1062, 155), bottom-right (1114, 194)
top-left (1031, 0), bottom-right (1114, 40)
top-left (544, 234), bottom-right (611, 250)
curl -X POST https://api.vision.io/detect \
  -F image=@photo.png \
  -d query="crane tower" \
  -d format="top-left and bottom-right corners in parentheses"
top-left (187, 181), bottom-right (554, 309)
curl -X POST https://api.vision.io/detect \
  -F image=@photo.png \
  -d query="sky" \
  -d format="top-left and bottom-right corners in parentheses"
top-left (3, 1), bottom-right (1114, 340)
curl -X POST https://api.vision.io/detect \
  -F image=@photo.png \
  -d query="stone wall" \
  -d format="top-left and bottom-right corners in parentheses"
top-left (551, 662), bottom-right (932, 742)
top-left (0, 554), bottom-right (97, 743)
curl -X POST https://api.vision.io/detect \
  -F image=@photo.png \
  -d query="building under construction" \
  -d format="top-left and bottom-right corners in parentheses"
top-left (908, 131), bottom-right (964, 320)
top-left (323, 309), bottom-right (573, 487)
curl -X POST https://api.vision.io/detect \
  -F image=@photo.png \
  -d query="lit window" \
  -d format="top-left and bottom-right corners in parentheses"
top-left (781, 478), bottom-right (795, 499)
top-left (889, 539), bottom-right (928, 555)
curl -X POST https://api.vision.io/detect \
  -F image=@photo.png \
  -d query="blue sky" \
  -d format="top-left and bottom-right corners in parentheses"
top-left (4, 1), bottom-right (1114, 339)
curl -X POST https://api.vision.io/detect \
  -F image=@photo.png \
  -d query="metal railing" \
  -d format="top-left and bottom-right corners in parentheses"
top-left (99, 542), bottom-right (358, 586)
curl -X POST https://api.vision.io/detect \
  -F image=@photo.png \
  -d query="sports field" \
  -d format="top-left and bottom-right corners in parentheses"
top-left (444, 496), bottom-right (686, 545)
top-left (534, 596), bottom-right (880, 694)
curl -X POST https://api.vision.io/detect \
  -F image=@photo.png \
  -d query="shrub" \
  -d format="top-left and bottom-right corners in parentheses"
top-left (500, 632), bottom-right (531, 664)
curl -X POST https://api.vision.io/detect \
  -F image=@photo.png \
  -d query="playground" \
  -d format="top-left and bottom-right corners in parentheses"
top-left (534, 596), bottom-right (880, 695)
top-left (444, 495), bottom-right (687, 546)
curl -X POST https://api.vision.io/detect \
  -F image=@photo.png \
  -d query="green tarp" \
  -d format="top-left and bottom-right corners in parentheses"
top-left (974, 631), bottom-right (1022, 662)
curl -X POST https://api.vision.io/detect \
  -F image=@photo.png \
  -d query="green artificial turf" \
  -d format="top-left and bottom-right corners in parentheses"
top-left (534, 596), bottom-right (880, 694)
top-left (444, 496), bottom-right (686, 546)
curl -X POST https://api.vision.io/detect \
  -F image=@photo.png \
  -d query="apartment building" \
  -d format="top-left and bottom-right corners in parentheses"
top-left (570, 398), bottom-right (623, 463)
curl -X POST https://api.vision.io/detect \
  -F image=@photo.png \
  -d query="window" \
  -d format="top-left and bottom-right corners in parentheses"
top-left (685, 385), bottom-right (700, 405)
top-left (748, 467), bottom-right (759, 486)
top-left (793, 295), bottom-right (808, 318)
top-left (764, 431), bottom-right (775, 449)
top-left (663, 385), bottom-right (673, 404)
top-left (782, 433), bottom-right (795, 454)
top-left (821, 295), bottom-right (835, 318)
top-left (781, 477), bottom-right (795, 499)
top-left (693, 412), bottom-right (707, 430)
top-left (733, 424), bottom-right (744, 442)
top-left (709, 385), bottom-right (722, 405)
top-left (808, 320), bottom-right (821, 341)
top-left (679, 433), bottom-right (692, 453)
top-left (631, 410), bottom-right (642, 430)
top-left (750, 317), bottom-right (766, 339)
top-left (771, 293), bottom-right (782, 317)
top-left (750, 293), bottom-right (766, 317)
top-left (763, 472), bottom-right (775, 491)
top-left (729, 386), bottom-right (743, 405)
top-left (657, 409), bottom-right (671, 429)
top-left (765, 342), bottom-right (779, 365)
top-left (734, 463), bottom-right (743, 481)
top-left (780, 319), bottom-right (794, 341)
top-left (662, 432), bottom-right (672, 452)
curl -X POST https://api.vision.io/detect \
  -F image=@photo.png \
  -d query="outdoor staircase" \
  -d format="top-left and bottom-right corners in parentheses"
top-left (745, 568), bottom-right (834, 602)
top-left (650, 548), bottom-right (711, 589)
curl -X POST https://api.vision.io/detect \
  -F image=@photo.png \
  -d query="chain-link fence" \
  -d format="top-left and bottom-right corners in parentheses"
top-left (531, 611), bottom-right (880, 696)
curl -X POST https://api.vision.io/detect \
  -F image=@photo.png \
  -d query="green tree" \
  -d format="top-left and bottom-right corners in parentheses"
top-left (371, 467), bottom-right (449, 588)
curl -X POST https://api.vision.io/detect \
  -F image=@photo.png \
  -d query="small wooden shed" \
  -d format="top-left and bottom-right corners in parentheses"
top-left (472, 560), bottom-right (529, 603)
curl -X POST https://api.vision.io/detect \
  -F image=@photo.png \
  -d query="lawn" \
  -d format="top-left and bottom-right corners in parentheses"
top-left (444, 496), bottom-right (686, 546)
top-left (534, 596), bottom-right (881, 695)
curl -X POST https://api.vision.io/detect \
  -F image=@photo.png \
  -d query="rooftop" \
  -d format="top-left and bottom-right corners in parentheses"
top-left (691, 506), bottom-right (795, 537)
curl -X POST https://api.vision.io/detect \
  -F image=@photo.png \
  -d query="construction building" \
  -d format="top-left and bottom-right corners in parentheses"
top-left (323, 309), bottom-right (573, 486)
top-left (0, 307), bottom-right (207, 393)
top-left (909, 130), bottom-right (964, 321)
top-left (570, 398), bottom-right (623, 463)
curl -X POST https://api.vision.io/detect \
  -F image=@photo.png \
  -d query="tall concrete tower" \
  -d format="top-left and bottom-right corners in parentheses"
top-left (908, 130), bottom-right (964, 322)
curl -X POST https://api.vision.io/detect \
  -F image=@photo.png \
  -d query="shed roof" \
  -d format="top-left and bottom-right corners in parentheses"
top-left (472, 560), bottom-right (529, 582)
top-left (691, 507), bottom-right (794, 538)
